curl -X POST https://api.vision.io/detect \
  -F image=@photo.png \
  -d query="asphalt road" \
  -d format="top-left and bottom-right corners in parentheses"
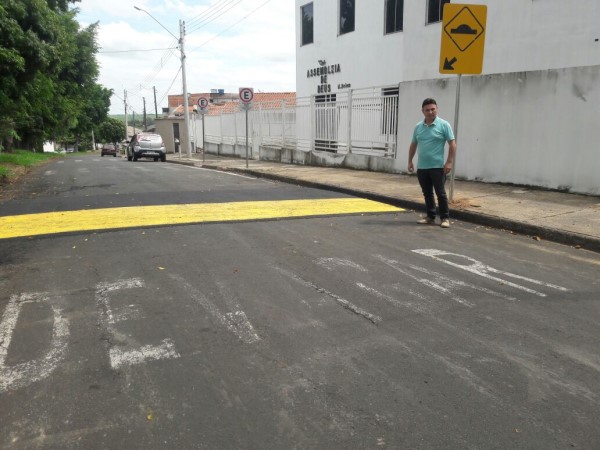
top-left (1, 155), bottom-right (599, 449)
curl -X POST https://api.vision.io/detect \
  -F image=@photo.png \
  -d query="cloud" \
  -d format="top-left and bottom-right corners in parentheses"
top-left (78, 0), bottom-right (296, 114)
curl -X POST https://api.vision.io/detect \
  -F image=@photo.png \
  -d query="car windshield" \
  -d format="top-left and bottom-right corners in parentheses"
top-left (139, 135), bottom-right (162, 143)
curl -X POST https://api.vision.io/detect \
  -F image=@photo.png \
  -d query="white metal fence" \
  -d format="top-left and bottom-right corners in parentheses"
top-left (197, 87), bottom-right (400, 158)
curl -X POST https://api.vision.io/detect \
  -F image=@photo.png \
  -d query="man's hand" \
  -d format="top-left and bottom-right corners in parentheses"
top-left (408, 161), bottom-right (414, 173)
top-left (443, 161), bottom-right (452, 174)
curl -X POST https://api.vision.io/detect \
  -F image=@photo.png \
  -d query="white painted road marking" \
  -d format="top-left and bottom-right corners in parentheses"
top-left (109, 339), bottom-right (180, 370)
top-left (412, 249), bottom-right (568, 297)
top-left (315, 257), bottom-right (368, 272)
top-left (274, 266), bottom-right (382, 324)
top-left (0, 293), bottom-right (69, 393)
top-left (375, 255), bottom-right (474, 307)
top-left (171, 274), bottom-right (261, 344)
top-left (95, 279), bottom-right (181, 369)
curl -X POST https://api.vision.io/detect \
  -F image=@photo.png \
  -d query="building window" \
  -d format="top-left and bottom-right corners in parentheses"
top-left (339, 0), bottom-right (355, 35)
top-left (381, 87), bottom-right (398, 135)
top-left (301, 3), bottom-right (314, 46)
top-left (427, 0), bottom-right (450, 24)
top-left (385, 0), bottom-right (404, 34)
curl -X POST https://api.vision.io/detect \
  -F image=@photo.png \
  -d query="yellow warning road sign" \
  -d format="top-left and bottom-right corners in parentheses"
top-left (439, 4), bottom-right (487, 74)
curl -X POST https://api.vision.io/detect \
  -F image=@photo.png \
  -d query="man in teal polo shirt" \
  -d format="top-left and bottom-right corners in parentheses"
top-left (408, 98), bottom-right (456, 228)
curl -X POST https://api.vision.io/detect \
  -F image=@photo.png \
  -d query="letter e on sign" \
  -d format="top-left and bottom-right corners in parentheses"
top-left (239, 87), bottom-right (254, 103)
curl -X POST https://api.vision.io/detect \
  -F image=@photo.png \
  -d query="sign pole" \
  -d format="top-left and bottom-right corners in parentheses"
top-left (202, 113), bottom-right (205, 163)
top-left (450, 74), bottom-right (461, 202)
top-left (439, 3), bottom-right (487, 203)
top-left (238, 88), bottom-right (254, 168)
top-left (245, 106), bottom-right (249, 168)
top-left (196, 97), bottom-right (209, 163)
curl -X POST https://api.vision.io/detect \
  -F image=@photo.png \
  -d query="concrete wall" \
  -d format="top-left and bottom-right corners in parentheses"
top-left (154, 117), bottom-right (189, 155)
top-left (394, 65), bottom-right (600, 195)
top-left (295, 0), bottom-right (600, 98)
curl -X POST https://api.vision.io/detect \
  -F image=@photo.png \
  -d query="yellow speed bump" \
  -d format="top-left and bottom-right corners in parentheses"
top-left (0, 198), bottom-right (403, 240)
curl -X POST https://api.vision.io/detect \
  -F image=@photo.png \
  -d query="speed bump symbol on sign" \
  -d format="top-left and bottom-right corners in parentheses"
top-left (439, 4), bottom-right (487, 74)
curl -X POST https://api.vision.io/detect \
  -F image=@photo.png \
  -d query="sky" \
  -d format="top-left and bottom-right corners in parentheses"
top-left (76, 0), bottom-right (297, 115)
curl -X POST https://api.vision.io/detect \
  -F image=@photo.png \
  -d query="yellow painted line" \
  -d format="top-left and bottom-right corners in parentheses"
top-left (0, 198), bottom-right (403, 239)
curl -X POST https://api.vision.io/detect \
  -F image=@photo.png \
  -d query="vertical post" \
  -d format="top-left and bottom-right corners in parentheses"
top-left (281, 100), bottom-right (285, 147)
top-left (449, 74), bottom-right (461, 202)
top-left (180, 20), bottom-right (192, 158)
top-left (347, 89), bottom-right (353, 153)
top-left (233, 106), bottom-right (238, 150)
top-left (143, 97), bottom-right (147, 131)
top-left (153, 86), bottom-right (158, 118)
top-left (394, 82), bottom-right (401, 159)
top-left (245, 106), bottom-right (249, 168)
top-left (124, 90), bottom-right (129, 144)
top-left (202, 114), bottom-right (205, 163)
top-left (310, 95), bottom-right (315, 151)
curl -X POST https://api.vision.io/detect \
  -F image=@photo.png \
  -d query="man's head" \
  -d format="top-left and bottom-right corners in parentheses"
top-left (421, 98), bottom-right (438, 124)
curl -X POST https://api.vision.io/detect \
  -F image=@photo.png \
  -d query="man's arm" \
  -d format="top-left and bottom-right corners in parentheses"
top-left (408, 141), bottom-right (417, 173)
top-left (444, 140), bottom-right (456, 174)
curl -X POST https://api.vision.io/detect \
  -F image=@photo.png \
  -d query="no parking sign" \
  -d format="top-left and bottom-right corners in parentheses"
top-left (239, 87), bottom-right (253, 102)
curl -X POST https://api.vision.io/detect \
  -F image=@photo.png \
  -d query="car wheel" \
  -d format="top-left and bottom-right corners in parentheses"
top-left (154, 157), bottom-right (158, 162)
top-left (113, 154), bottom-right (117, 157)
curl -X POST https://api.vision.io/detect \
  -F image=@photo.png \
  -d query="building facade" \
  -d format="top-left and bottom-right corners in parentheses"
top-left (296, 0), bottom-right (600, 97)
top-left (292, 0), bottom-right (600, 194)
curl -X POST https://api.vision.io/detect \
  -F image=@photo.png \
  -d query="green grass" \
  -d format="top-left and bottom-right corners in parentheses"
top-left (0, 150), bottom-right (63, 183)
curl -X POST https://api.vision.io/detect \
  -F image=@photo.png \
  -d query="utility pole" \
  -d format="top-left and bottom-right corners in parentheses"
top-left (133, 6), bottom-right (191, 156)
top-left (143, 97), bottom-right (147, 131)
top-left (124, 90), bottom-right (129, 142)
top-left (180, 19), bottom-right (192, 158)
top-left (153, 86), bottom-right (158, 118)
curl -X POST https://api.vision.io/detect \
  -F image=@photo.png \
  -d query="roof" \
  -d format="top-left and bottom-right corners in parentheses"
top-left (170, 92), bottom-right (297, 116)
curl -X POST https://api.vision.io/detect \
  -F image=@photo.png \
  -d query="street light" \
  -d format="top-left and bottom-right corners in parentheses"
top-left (134, 6), bottom-right (192, 158)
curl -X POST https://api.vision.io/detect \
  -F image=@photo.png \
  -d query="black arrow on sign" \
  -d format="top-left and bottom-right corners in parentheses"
top-left (443, 57), bottom-right (457, 70)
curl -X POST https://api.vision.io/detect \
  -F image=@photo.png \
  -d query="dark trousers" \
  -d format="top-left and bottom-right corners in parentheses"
top-left (417, 168), bottom-right (449, 219)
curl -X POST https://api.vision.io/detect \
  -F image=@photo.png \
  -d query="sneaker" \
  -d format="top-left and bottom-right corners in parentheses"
top-left (440, 219), bottom-right (450, 228)
top-left (417, 217), bottom-right (436, 225)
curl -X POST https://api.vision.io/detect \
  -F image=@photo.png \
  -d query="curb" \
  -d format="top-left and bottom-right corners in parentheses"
top-left (169, 159), bottom-right (600, 254)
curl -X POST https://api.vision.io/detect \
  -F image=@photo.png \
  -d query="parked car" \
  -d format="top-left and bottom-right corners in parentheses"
top-left (101, 143), bottom-right (117, 157)
top-left (127, 133), bottom-right (166, 162)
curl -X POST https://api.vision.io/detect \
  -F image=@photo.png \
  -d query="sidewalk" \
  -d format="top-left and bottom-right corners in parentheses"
top-left (169, 153), bottom-right (600, 253)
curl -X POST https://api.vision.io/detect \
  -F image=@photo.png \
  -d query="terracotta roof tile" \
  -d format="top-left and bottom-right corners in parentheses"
top-left (169, 92), bottom-right (296, 116)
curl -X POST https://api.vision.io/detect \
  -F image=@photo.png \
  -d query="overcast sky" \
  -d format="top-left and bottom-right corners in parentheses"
top-left (76, 0), bottom-right (297, 115)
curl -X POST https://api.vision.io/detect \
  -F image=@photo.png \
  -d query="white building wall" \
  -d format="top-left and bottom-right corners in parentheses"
top-left (296, 0), bottom-right (600, 97)
top-left (395, 65), bottom-right (600, 195)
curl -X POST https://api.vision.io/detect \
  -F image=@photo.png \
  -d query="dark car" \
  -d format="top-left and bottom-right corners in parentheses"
top-left (101, 143), bottom-right (117, 157)
top-left (127, 133), bottom-right (166, 162)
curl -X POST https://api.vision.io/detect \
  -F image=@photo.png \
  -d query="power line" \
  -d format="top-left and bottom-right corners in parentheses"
top-left (157, 66), bottom-right (183, 107)
top-left (187, 0), bottom-right (245, 35)
top-left (187, 0), bottom-right (239, 28)
top-left (99, 47), bottom-right (177, 54)
top-left (188, 0), bottom-right (273, 53)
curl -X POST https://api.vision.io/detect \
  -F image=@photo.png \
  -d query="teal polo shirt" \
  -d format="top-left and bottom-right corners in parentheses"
top-left (412, 117), bottom-right (455, 169)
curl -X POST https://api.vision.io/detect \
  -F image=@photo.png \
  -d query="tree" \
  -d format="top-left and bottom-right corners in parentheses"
top-left (97, 117), bottom-right (125, 146)
top-left (0, 0), bottom-right (108, 152)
